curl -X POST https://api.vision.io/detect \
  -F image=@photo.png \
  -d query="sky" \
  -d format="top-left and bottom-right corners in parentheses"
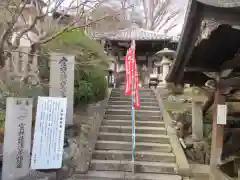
top-left (169, 0), bottom-right (188, 36)
top-left (127, 0), bottom-right (189, 36)
top-left (52, 0), bottom-right (189, 36)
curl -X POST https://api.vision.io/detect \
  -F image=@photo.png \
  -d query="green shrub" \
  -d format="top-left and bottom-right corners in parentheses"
top-left (0, 111), bottom-right (4, 128)
top-left (74, 69), bottom-right (107, 105)
top-left (44, 28), bottom-right (110, 105)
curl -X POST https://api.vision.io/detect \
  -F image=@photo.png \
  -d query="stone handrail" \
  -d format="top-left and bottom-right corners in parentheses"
top-left (153, 89), bottom-right (191, 177)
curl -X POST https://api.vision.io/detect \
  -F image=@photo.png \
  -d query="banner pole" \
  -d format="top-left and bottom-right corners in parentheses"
top-left (131, 40), bottom-right (136, 173)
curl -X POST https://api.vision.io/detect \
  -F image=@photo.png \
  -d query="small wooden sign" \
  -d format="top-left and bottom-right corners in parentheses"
top-left (217, 104), bottom-right (227, 125)
top-left (31, 97), bottom-right (67, 170)
top-left (2, 98), bottom-right (33, 180)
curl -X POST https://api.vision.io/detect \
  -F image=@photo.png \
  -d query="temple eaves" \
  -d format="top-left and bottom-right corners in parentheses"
top-left (89, 24), bottom-right (179, 42)
top-left (197, 0), bottom-right (240, 8)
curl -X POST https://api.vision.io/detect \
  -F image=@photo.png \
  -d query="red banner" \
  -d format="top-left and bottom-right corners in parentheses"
top-left (124, 55), bottom-right (130, 95)
top-left (124, 42), bottom-right (140, 108)
top-left (124, 48), bottom-right (133, 95)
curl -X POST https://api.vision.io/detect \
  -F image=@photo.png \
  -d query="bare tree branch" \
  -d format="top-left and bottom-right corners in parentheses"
top-left (138, 0), bottom-right (180, 33)
top-left (0, 0), bottom-right (129, 68)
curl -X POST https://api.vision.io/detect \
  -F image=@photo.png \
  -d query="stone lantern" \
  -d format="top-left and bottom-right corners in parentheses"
top-left (155, 48), bottom-right (176, 84)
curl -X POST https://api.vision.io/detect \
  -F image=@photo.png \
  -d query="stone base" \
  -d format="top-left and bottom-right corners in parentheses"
top-left (157, 83), bottom-right (167, 88)
top-left (185, 136), bottom-right (210, 164)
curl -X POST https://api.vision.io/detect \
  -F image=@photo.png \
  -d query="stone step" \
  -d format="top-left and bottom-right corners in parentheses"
top-left (74, 170), bottom-right (182, 180)
top-left (89, 159), bottom-right (177, 174)
top-left (93, 150), bottom-right (175, 163)
top-left (100, 126), bottom-right (166, 134)
top-left (109, 97), bottom-right (157, 102)
top-left (106, 105), bottom-right (159, 110)
top-left (104, 114), bottom-right (162, 121)
top-left (105, 109), bottom-right (161, 116)
top-left (108, 100), bottom-right (158, 106)
top-left (102, 120), bottom-right (165, 127)
top-left (95, 140), bottom-right (172, 152)
top-left (111, 89), bottom-right (153, 93)
top-left (112, 88), bottom-right (152, 92)
top-left (98, 132), bottom-right (170, 144)
top-left (110, 93), bottom-right (155, 98)
top-left (112, 91), bottom-right (152, 94)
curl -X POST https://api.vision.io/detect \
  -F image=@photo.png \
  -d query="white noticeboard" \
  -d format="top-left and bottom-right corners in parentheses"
top-left (31, 97), bottom-right (67, 170)
top-left (217, 104), bottom-right (227, 125)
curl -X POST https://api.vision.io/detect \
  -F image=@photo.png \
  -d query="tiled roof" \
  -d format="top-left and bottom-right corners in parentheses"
top-left (90, 24), bottom-right (179, 41)
top-left (197, 0), bottom-right (240, 7)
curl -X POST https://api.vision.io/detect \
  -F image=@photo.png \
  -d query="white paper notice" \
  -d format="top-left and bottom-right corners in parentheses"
top-left (217, 104), bottom-right (227, 125)
top-left (31, 97), bottom-right (67, 170)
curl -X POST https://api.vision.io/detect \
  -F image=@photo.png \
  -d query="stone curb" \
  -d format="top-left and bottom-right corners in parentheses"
top-left (153, 89), bottom-right (191, 177)
top-left (76, 88), bottom-right (112, 173)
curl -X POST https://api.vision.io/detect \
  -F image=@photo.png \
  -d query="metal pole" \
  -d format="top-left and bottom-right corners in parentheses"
top-left (131, 40), bottom-right (136, 173)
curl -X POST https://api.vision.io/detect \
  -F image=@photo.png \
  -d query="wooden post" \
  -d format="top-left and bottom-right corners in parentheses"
top-left (210, 88), bottom-right (226, 167)
top-left (147, 52), bottom-right (152, 74)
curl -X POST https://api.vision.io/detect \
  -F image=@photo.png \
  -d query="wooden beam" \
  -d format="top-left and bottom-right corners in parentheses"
top-left (225, 128), bottom-right (240, 133)
top-left (184, 67), bottom-right (216, 72)
top-left (220, 56), bottom-right (240, 70)
top-left (203, 6), bottom-right (240, 26)
top-left (227, 112), bottom-right (240, 117)
top-left (219, 76), bottom-right (240, 88)
top-left (167, 0), bottom-right (203, 83)
top-left (210, 89), bottom-right (226, 167)
top-left (226, 98), bottom-right (240, 102)
top-left (203, 94), bottom-right (214, 115)
top-left (227, 116), bottom-right (240, 121)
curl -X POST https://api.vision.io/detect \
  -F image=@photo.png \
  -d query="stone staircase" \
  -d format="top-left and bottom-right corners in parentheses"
top-left (76, 88), bottom-right (183, 180)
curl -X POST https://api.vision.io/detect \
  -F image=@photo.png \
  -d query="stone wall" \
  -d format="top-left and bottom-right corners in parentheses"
top-left (71, 89), bottom-right (112, 174)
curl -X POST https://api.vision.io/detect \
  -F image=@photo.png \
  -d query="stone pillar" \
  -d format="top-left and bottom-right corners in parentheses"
top-left (162, 64), bottom-right (169, 82)
top-left (50, 53), bottom-right (75, 125)
top-left (192, 101), bottom-right (203, 141)
top-left (161, 57), bottom-right (171, 84)
top-left (20, 47), bottom-right (30, 80)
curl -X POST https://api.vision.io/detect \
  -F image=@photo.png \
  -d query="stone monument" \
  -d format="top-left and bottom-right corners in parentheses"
top-left (2, 98), bottom-right (33, 180)
top-left (49, 53), bottom-right (75, 125)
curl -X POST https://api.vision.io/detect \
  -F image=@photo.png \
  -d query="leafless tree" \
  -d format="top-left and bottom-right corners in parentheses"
top-left (0, 0), bottom-right (130, 89)
top-left (89, 4), bottom-right (131, 32)
top-left (0, 0), bottom-right (128, 67)
top-left (140, 0), bottom-right (180, 32)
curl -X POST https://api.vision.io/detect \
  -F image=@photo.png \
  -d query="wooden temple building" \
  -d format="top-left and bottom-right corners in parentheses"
top-left (92, 24), bottom-right (178, 87)
top-left (167, 0), bottom-right (240, 179)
